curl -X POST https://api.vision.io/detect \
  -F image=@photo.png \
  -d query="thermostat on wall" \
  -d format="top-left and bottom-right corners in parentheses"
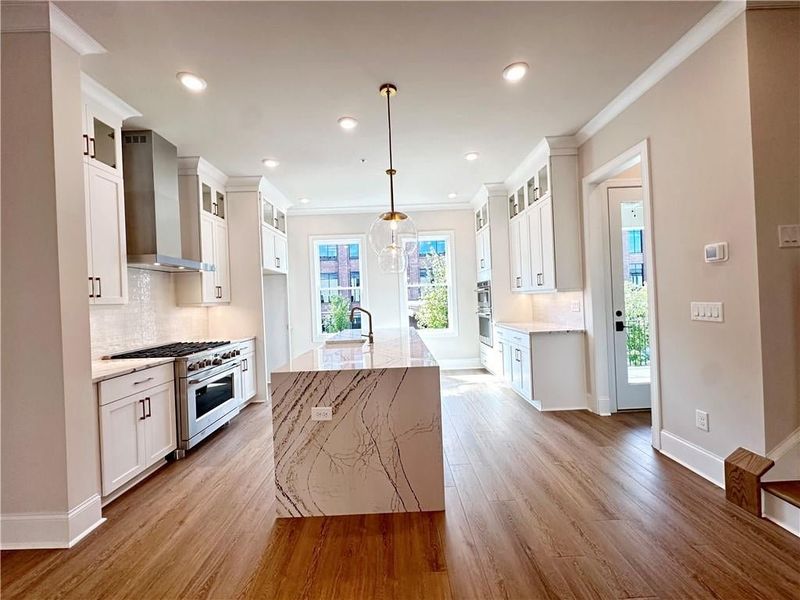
top-left (704, 242), bottom-right (728, 263)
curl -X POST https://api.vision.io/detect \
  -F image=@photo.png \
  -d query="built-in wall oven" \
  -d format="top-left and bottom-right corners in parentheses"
top-left (477, 280), bottom-right (493, 347)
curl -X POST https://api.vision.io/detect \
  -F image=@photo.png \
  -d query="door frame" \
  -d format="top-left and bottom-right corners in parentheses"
top-left (580, 139), bottom-right (663, 449)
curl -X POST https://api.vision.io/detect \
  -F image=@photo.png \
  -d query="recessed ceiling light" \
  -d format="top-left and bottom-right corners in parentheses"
top-left (338, 116), bottom-right (358, 130)
top-left (176, 71), bottom-right (207, 92)
top-left (464, 152), bottom-right (479, 161)
top-left (299, 197), bottom-right (310, 204)
top-left (262, 158), bottom-right (280, 168)
top-left (502, 62), bottom-right (529, 82)
top-left (448, 192), bottom-right (458, 199)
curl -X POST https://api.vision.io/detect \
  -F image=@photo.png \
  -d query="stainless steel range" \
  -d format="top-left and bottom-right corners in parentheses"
top-left (108, 340), bottom-right (247, 456)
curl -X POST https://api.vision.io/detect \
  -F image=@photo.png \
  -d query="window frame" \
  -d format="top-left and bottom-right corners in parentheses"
top-left (310, 235), bottom-right (368, 341)
top-left (400, 230), bottom-right (458, 338)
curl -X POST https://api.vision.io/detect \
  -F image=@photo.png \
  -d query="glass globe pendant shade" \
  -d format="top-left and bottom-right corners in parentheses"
top-left (369, 211), bottom-right (418, 273)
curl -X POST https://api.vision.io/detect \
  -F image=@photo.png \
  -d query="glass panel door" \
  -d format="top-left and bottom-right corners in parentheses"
top-left (92, 118), bottom-right (117, 169)
top-left (215, 191), bottom-right (226, 219)
top-left (202, 183), bottom-right (213, 214)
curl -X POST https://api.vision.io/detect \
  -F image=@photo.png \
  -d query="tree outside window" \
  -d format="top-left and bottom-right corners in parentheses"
top-left (403, 234), bottom-right (454, 333)
top-left (313, 239), bottom-right (365, 336)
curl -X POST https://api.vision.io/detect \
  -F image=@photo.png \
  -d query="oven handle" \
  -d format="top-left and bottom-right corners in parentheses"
top-left (187, 362), bottom-right (241, 386)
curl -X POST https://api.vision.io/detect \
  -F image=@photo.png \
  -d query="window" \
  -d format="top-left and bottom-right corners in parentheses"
top-left (311, 238), bottom-right (366, 338)
top-left (629, 263), bottom-right (645, 286)
top-left (402, 232), bottom-right (456, 335)
top-left (319, 244), bottom-right (338, 260)
top-left (627, 229), bottom-right (643, 254)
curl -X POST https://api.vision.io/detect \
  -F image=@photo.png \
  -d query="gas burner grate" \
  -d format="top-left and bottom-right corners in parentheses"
top-left (110, 341), bottom-right (230, 359)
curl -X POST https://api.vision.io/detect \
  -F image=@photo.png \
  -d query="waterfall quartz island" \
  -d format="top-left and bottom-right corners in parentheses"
top-left (270, 328), bottom-right (445, 518)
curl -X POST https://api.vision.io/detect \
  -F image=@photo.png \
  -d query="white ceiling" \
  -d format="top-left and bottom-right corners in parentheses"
top-left (60, 1), bottom-right (715, 212)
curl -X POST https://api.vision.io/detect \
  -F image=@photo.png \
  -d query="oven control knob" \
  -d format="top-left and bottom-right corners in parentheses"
top-left (222, 351), bottom-right (232, 359)
top-left (202, 359), bottom-right (211, 367)
top-left (234, 349), bottom-right (241, 356)
top-left (212, 357), bottom-right (223, 365)
top-left (188, 362), bottom-right (197, 371)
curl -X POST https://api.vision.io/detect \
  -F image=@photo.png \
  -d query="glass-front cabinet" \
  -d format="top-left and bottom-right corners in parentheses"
top-left (200, 184), bottom-right (226, 219)
top-left (538, 163), bottom-right (550, 198)
top-left (475, 203), bottom-right (488, 231)
top-left (261, 195), bottom-right (286, 233)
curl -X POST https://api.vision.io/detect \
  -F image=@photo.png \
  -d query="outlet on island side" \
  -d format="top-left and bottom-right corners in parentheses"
top-left (311, 406), bottom-right (333, 421)
top-left (695, 409), bottom-right (709, 432)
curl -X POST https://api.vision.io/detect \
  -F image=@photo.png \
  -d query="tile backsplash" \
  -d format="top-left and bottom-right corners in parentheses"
top-left (89, 270), bottom-right (209, 358)
top-left (530, 291), bottom-right (585, 329)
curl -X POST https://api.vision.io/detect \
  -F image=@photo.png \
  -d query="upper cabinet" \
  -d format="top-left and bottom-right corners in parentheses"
top-left (475, 202), bottom-right (491, 280)
top-left (261, 191), bottom-right (289, 274)
top-left (81, 75), bottom-right (141, 305)
top-left (175, 157), bottom-right (232, 305)
top-left (507, 137), bottom-right (582, 293)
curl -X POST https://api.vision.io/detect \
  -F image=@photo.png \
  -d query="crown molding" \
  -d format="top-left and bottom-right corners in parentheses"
top-left (574, 1), bottom-right (746, 145)
top-left (1, 2), bottom-right (106, 56)
top-left (504, 135), bottom-right (577, 190)
top-left (470, 183), bottom-right (507, 209)
top-left (80, 73), bottom-right (141, 121)
top-left (288, 201), bottom-right (473, 217)
top-left (225, 176), bottom-right (263, 193)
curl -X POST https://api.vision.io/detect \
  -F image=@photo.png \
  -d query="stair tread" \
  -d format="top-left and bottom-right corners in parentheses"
top-left (762, 480), bottom-right (800, 508)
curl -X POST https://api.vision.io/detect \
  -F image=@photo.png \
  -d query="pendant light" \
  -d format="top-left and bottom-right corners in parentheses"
top-left (368, 83), bottom-right (418, 273)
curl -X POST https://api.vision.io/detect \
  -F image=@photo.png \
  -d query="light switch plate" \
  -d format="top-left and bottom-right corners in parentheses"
top-left (696, 410), bottom-right (709, 432)
top-left (778, 224), bottom-right (800, 248)
top-left (690, 302), bottom-right (724, 322)
top-left (311, 406), bottom-right (332, 421)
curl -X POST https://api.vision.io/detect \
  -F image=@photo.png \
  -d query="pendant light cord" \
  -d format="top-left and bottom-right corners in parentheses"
top-left (386, 89), bottom-right (395, 214)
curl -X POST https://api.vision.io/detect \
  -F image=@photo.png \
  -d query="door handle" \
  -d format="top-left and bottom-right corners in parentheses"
top-left (615, 321), bottom-right (626, 332)
top-left (139, 399), bottom-right (146, 420)
top-left (145, 397), bottom-right (152, 418)
top-left (89, 137), bottom-right (96, 159)
top-left (83, 134), bottom-right (90, 156)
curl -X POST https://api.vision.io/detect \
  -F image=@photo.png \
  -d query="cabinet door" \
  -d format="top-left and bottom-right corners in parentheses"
top-left (527, 207), bottom-right (544, 290)
top-left (476, 229), bottom-right (487, 277)
top-left (87, 165), bottom-right (127, 304)
top-left (501, 341), bottom-right (514, 384)
top-left (481, 228), bottom-right (491, 274)
top-left (518, 346), bottom-right (533, 402)
top-left (100, 394), bottom-right (147, 496)
top-left (538, 197), bottom-right (556, 291)
top-left (261, 225), bottom-right (276, 271)
top-left (86, 102), bottom-right (122, 177)
top-left (242, 352), bottom-right (257, 402)
top-left (144, 383), bottom-right (177, 466)
top-left (200, 215), bottom-right (217, 303)
top-left (274, 234), bottom-right (288, 273)
top-left (509, 219), bottom-right (523, 291)
top-left (214, 220), bottom-right (231, 302)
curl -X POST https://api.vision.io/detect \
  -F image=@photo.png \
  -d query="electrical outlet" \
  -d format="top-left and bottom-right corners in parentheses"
top-left (778, 224), bottom-right (800, 248)
top-left (311, 406), bottom-right (332, 421)
top-left (570, 301), bottom-right (581, 313)
top-left (695, 409), bottom-right (709, 432)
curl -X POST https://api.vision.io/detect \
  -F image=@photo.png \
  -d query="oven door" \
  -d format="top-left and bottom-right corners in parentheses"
top-left (478, 311), bottom-right (493, 347)
top-left (183, 363), bottom-right (242, 442)
top-left (476, 285), bottom-right (492, 311)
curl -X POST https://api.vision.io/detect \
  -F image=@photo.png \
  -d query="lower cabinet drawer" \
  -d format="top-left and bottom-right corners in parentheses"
top-left (99, 363), bottom-right (174, 406)
top-left (495, 327), bottom-right (530, 349)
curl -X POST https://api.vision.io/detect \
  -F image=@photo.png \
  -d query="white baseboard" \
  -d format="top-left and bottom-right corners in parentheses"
top-left (1, 493), bottom-right (105, 550)
top-left (596, 395), bottom-right (612, 416)
top-left (762, 490), bottom-right (800, 537)
top-left (659, 430), bottom-right (724, 488)
top-left (438, 357), bottom-right (482, 371)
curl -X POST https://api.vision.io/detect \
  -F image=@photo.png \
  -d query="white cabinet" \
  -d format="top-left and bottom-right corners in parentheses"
top-left (85, 164), bottom-right (127, 304)
top-left (176, 157), bottom-right (231, 305)
top-left (262, 225), bottom-right (288, 274)
top-left (506, 138), bottom-right (582, 293)
top-left (241, 351), bottom-right (257, 403)
top-left (98, 368), bottom-right (176, 497)
top-left (476, 227), bottom-right (491, 280)
top-left (498, 329), bottom-right (533, 404)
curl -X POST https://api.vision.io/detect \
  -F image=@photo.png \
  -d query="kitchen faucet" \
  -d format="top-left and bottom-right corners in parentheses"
top-left (349, 307), bottom-right (374, 344)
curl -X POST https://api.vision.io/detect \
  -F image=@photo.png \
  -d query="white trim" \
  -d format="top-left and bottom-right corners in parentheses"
top-left (1, 2), bottom-right (107, 56)
top-left (289, 202), bottom-right (473, 216)
top-left (80, 73), bottom-right (141, 121)
top-left (1, 493), bottom-right (105, 550)
top-left (768, 426), bottom-right (800, 460)
top-left (178, 156), bottom-right (228, 189)
top-left (596, 394), bottom-right (612, 416)
top-left (438, 357), bottom-right (482, 370)
top-left (659, 431), bottom-right (725, 488)
top-left (469, 183), bottom-right (507, 211)
top-left (575, 1), bottom-right (745, 145)
top-left (309, 235), bottom-right (368, 342)
top-left (504, 136), bottom-right (577, 192)
top-left (581, 140), bottom-right (663, 449)
top-left (762, 491), bottom-right (800, 537)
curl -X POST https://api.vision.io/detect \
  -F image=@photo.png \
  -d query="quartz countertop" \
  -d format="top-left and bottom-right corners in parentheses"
top-left (495, 321), bottom-right (585, 334)
top-left (273, 328), bottom-right (438, 373)
top-left (91, 357), bottom-right (175, 383)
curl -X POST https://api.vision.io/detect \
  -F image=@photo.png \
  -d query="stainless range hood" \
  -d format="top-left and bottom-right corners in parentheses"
top-left (122, 130), bottom-right (213, 273)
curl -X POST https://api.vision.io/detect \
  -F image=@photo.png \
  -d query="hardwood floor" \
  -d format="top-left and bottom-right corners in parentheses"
top-left (3, 371), bottom-right (798, 599)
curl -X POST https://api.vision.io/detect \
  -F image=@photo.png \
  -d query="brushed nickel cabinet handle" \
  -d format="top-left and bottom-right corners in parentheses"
top-left (133, 377), bottom-right (154, 385)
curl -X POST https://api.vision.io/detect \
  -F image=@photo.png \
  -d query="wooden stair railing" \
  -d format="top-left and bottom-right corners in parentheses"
top-left (724, 447), bottom-right (774, 516)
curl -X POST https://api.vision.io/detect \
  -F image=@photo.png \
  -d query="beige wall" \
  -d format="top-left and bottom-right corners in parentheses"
top-left (745, 7), bottom-right (800, 451)
top-left (287, 209), bottom-right (480, 364)
top-left (90, 270), bottom-right (209, 359)
top-left (579, 15), bottom-right (767, 456)
top-left (1, 32), bottom-right (100, 514)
